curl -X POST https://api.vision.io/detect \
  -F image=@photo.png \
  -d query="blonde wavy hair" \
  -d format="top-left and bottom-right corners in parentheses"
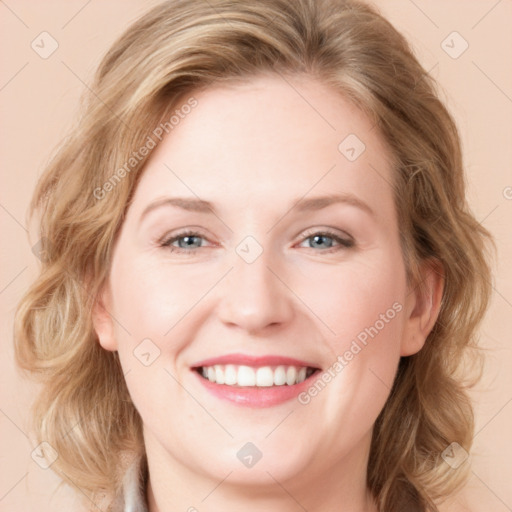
top-left (14, 0), bottom-right (493, 510)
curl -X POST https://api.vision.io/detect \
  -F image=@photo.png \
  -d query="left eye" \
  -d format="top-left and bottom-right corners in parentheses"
top-left (160, 229), bottom-right (354, 255)
top-left (298, 230), bottom-right (354, 252)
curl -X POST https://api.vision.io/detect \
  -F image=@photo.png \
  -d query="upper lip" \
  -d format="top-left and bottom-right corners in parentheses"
top-left (191, 353), bottom-right (321, 369)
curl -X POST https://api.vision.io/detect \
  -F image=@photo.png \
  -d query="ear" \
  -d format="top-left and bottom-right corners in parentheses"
top-left (400, 259), bottom-right (444, 357)
top-left (92, 281), bottom-right (118, 352)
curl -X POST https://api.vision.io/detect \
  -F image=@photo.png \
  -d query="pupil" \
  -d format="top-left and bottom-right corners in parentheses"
top-left (313, 235), bottom-right (332, 248)
top-left (181, 236), bottom-right (199, 248)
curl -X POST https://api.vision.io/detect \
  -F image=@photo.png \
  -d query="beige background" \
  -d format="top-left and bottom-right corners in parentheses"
top-left (1, 1), bottom-right (511, 511)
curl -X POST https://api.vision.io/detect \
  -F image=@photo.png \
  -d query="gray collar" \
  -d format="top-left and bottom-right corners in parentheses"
top-left (111, 456), bottom-right (149, 512)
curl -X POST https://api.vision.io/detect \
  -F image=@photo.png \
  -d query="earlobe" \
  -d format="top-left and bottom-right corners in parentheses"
top-left (92, 283), bottom-right (118, 352)
top-left (400, 260), bottom-right (444, 357)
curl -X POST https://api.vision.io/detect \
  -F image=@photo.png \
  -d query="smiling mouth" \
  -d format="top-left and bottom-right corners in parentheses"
top-left (193, 364), bottom-right (321, 387)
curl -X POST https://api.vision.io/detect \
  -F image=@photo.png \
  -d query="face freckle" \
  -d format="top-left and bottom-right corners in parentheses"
top-left (95, 73), bottom-right (418, 497)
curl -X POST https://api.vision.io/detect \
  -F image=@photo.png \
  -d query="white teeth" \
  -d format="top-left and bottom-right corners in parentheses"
top-left (273, 365), bottom-right (287, 386)
top-left (237, 365), bottom-right (256, 386)
top-left (224, 364), bottom-right (237, 385)
top-left (286, 366), bottom-right (297, 385)
top-left (198, 364), bottom-right (315, 387)
top-left (256, 367), bottom-right (274, 387)
top-left (214, 365), bottom-right (224, 384)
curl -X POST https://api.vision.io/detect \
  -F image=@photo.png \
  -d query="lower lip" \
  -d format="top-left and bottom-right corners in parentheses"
top-left (192, 370), bottom-right (320, 408)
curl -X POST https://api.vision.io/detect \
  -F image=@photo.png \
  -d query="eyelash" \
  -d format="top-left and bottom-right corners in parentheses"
top-left (159, 228), bottom-right (355, 255)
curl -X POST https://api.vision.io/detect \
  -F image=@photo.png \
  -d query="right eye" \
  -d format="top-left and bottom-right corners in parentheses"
top-left (160, 230), bottom-right (212, 255)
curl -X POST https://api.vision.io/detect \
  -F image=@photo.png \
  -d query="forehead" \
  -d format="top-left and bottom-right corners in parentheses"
top-left (128, 74), bottom-right (395, 221)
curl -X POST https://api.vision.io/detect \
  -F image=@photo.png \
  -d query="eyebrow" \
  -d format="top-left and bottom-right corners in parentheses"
top-left (139, 193), bottom-right (375, 223)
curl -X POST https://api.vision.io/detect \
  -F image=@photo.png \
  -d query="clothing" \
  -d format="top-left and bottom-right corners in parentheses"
top-left (111, 456), bottom-right (149, 512)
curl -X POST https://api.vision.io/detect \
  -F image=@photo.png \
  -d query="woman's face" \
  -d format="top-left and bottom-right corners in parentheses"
top-left (94, 74), bottom-right (433, 494)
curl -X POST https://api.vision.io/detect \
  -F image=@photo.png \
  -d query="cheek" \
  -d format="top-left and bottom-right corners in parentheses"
top-left (294, 252), bottom-right (407, 351)
top-left (293, 252), bottom-right (406, 424)
top-left (109, 254), bottom-right (215, 343)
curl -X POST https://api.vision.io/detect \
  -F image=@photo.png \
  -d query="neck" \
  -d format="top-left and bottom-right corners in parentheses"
top-left (144, 430), bottom-right (379, 512)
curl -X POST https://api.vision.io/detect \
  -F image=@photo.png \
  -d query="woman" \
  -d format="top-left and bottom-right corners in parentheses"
top-left (14, 0), bottom-right (493, 511)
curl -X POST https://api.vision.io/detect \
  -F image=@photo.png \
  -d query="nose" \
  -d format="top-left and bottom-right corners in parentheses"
top-left (216, 247), bottom-right (294, 334)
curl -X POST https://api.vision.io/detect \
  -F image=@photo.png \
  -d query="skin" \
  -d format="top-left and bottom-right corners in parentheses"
top-left (93, 73), bottom-right (443, 512)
